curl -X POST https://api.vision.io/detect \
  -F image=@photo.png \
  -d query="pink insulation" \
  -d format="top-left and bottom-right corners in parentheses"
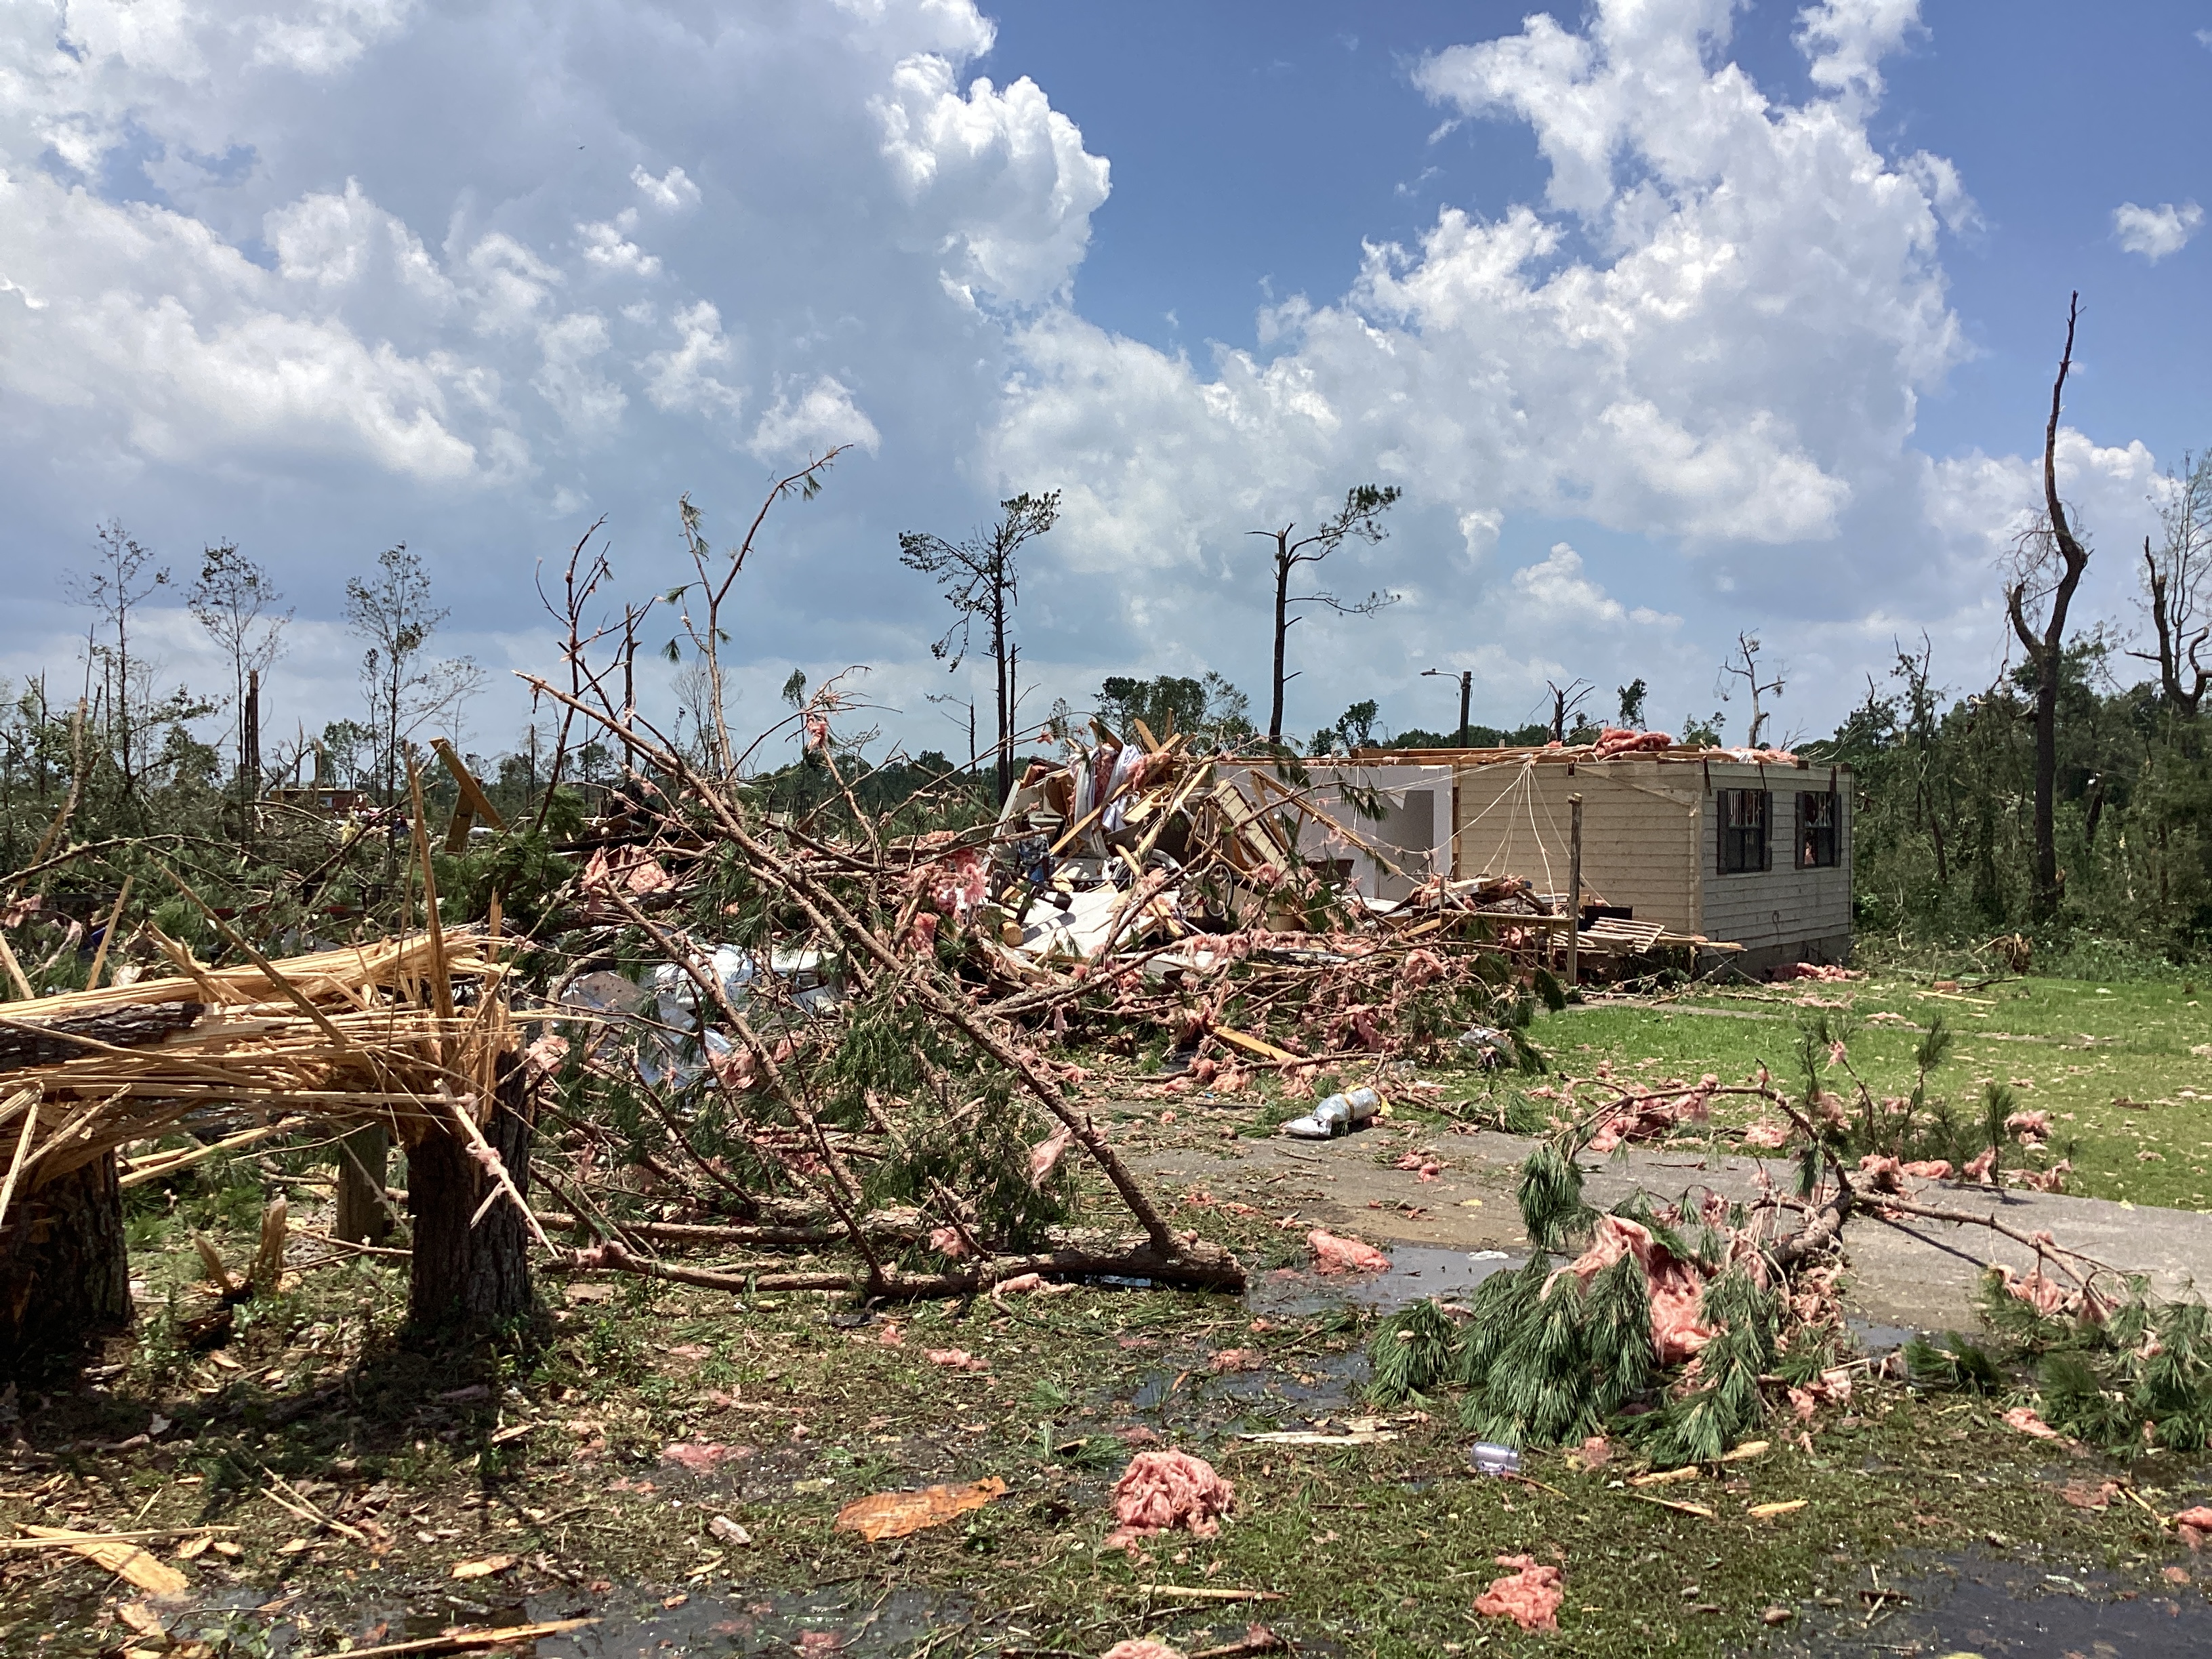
top-left (1776, 962), bottom-right (1860, 982)
top-left (929, 846), bottom-right (989, 917)
top-left (1472, 1555), bottom-right (1564, 1631)
top-left (1028, 1125), bottom-right (1076, 1187)
top-left (1857, 1153), bottom-right (1904, 1193)
top-left (1591, 727), bottom-right (1674, 758)
top-left (924, 1348), bottom-right (988, 1370)
top-left (1585, 1080), bottom-right (1713, 1152)
top-left (1103, 1450), bottom-right (1235, 1549)
top-left (1307, 1230), bottom-right (1391, 1275)
top-left (1557, 1214), bottom-right (1711, 1366)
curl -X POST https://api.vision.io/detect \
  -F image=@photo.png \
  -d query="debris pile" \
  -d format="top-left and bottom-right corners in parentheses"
top-left (480, 672), bottom-right (1603, 1306)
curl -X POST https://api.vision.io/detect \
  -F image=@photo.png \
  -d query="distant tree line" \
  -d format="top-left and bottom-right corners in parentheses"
top-left (4, 291), bottom-right (2205, 968)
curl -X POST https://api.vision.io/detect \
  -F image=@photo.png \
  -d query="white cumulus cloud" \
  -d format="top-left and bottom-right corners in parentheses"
top-left (987, 0), bottom-right (1977, 727)
top-left (630, 164), bottom-right (699, 212)
top-left (577, 211), bottom-right (661, 279)
top-left (2113, 201), bottom-right (2202, 262)
top-left (874, 52), bottom-right (1109, 306)
top-left (748, 375), bottom-right (880, 461)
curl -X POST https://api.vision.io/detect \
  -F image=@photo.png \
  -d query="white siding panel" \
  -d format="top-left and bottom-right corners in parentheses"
top-left (1452, 759), bottom-right (1702, 931)
top-left (1449, 756), bottom-right (1855, 958)
top-left (1692, 764), bottom-right (1853, 955)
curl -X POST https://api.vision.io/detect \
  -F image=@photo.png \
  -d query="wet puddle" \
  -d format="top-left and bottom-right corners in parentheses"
top-left (1843, 1317), bottom-right (1919, 1355)
top-left (1245, 1243), bottom-right (1529, 1318)
top-left (1785, 1551), bottom-right (2211, 1656)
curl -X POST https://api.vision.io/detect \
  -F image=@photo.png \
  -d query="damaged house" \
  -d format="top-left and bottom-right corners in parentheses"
top-left (1363, 739), bottom-right (1854, 975)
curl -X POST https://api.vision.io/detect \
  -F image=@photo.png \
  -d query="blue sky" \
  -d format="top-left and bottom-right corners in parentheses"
top-left (1, 0), bottom-right (2205, 762)
top-left (991, 1), bottom-right (2209, 458)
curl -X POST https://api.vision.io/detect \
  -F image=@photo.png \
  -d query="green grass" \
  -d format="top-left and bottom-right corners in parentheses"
top-left (1544, 971), bottom-right (2212, 1208)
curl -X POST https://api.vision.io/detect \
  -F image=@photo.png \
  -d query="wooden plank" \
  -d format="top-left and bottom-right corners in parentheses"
top-left (1208, 781), bottom-right (1292, 876)
top-left (433, 738), bottom-right (506, 854)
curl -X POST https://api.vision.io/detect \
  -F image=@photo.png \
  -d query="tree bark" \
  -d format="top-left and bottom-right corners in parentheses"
top-left (333, 1124), bottom-right (392, 1246)
top-left (567, 1233), bottom-right (1247, 1297)
top-left (0, 1151), bottom-right (131, 1378)
top-left (1269, 535), bottom-right (1290, 743)
top-left (2009, 292), bottom-right (2090, 922)
top-left (405, 1064), bottom-right (536, 1334)
top-left (992, 586), bottom-right (1011, 805)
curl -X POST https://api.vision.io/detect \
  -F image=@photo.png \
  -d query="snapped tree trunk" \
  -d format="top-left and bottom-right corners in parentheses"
top-left (993, 588), bottom-right (1011, 805)
top-left (1269, 541), bottom-right (1290, 743)
top-left (2009, 293), bottom-right (2089, 922)
top-left (406, 1063), bottom-right (536, 1334)
top-left (333, 1124), bottom-right (392, 1246)
top-left (0, 1151), bottom-right (131, 1378)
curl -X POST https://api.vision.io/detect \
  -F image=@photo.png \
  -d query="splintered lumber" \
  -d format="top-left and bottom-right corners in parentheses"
top-left (0, 929), bottom-right (516, 1180)
top-left (1203, 781), bottom-right (1294, 877)
top-left (20, 1524), bottom-right (190, 1595)
top-left (434, 737), bottom-right (508, 853)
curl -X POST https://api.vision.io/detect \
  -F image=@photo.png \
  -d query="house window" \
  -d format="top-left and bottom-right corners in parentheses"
top-left (1717, 788), bottom-right (1770, 874)
top-left (1797, 791), bottom-right (1840, 868)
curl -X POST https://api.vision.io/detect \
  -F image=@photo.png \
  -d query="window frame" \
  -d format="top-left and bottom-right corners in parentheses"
top-left (1716, 787), bottom-right (1771, 875)
top-left (1796, 790), bottom-right (1841, 869)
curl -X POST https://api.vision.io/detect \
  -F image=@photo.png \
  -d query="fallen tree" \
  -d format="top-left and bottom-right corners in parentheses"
top-left (1364, 1011), bottom-right (2207, 1463)
top-left (0, 913), bottom-right (535, 1374)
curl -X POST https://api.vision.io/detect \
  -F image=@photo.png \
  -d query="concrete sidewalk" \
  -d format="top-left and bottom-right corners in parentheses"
top-left (1127, 1118), bottom-right (2212, 1330)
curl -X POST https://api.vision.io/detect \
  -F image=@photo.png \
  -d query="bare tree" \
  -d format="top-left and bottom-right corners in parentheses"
top-left (346, 546), bottom-right (482, 807)
top-left (926, 690), bottom-right (979, 769)
top-left (667, 453), bottom-right (846, 780)
top-left (900, 490), bottom-right (1059, 802)
top-left (1717, 632), bottom-right (1786, 747)
top-left (186, 544), bottom-right (291, 838)
top-left (68, 522), bottom-right (169, 803)
top-left (2005, 292), bottom-right (2093, 920)
top-left (1546, 678), bottom-right (1595, 743)
top-left (1250, 485), bottom-right (1401, 745)
top-left (2132, 449), bottom-right (2211, 717)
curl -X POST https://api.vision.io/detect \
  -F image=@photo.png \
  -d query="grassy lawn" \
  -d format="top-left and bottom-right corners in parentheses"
top-left (1547, 972), bottom-right (2212, 1208)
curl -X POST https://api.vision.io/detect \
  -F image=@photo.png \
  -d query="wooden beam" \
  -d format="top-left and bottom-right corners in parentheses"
top-left (432, 738), bottom-right (506, 853)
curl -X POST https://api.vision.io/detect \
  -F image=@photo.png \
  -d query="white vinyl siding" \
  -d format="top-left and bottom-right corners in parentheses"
top-left (1449, 755), bottom-right (1852, 958)
top-left (1692, 764), bottom-right (1852, 953)
top-left (1452, 759), bottom-right (1702, 933)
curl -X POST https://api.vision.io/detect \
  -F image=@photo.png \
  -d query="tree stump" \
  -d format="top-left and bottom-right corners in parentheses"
top-left (333, 1125), bottom-right (392, 1246)
top-left (0, 1151), bottom-right (132, 1378)
top-left (406, 1063), bottom-right (536, 1334)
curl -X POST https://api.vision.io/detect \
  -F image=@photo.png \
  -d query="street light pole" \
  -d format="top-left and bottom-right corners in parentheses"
top-left (1421, 668), bottom-right (1474, 745)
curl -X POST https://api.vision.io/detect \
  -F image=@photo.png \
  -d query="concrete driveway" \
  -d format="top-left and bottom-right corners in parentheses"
top-left (1126, 1114), bottom-right (2212, 1330)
